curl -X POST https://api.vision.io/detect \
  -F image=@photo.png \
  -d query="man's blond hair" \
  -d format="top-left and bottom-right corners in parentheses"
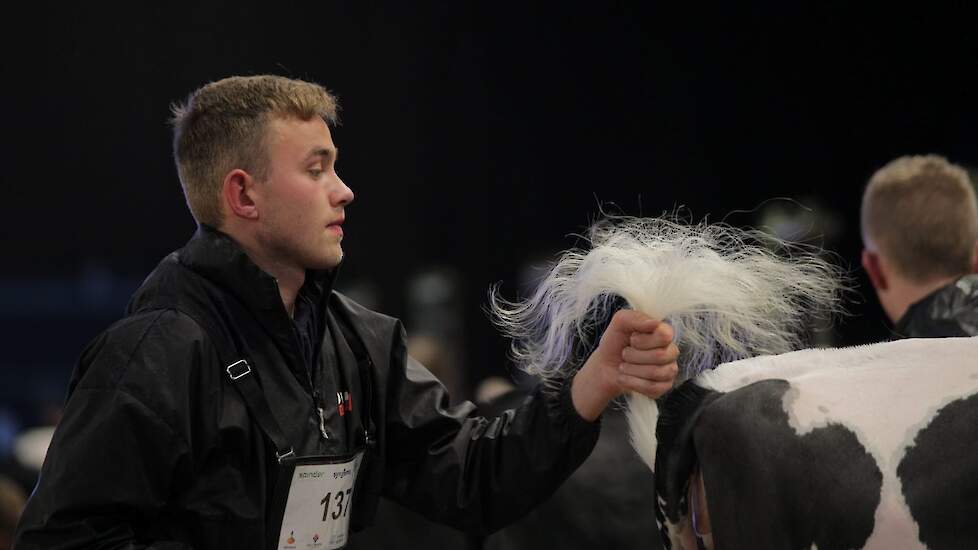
top-left (861, 154), bottom-right (978, 282)
top-left (170, 75), bottom-right (339, 227)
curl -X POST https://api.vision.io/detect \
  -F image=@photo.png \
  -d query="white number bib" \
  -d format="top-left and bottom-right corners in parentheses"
top-left (277, 453), bottom-right (363, 550)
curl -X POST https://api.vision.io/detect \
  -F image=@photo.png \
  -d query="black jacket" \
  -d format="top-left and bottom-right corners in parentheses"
top-left (15, 226), bottom-right (600, 549)
top-left (893, 274), bottom-right (978, 338)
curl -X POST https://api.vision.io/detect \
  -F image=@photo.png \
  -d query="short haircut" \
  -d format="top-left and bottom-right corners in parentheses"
top-left (170, 75), bottom-right (339, 227)
top-left (861, 154), bottom-right (978, 282)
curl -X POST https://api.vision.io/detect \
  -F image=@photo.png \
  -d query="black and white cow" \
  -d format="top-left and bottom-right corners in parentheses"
top-left (490, 216), bottom-right (978, 549)
top-left (650, 336), bottom-right (978, 550)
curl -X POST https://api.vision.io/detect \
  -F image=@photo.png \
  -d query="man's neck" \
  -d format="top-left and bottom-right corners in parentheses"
top-left (255, 254), bottom-right (305, 319)
top-left (890, 274), bottom-right (961, 323)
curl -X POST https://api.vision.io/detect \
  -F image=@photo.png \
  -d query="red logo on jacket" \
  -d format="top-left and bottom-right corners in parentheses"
top-left (336, 391), bottom-right (352, 416)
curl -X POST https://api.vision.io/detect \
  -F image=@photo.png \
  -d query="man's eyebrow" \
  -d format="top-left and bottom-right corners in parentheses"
top-left (306, 147), bottom-right (339, 162)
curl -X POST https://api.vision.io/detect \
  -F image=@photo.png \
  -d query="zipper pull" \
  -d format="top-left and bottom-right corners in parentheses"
top-left (317, 407), bottom-right (330, 440)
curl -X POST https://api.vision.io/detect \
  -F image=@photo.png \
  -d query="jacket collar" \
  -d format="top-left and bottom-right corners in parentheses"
top-left (177, 224), bottom-right (338, 321)
top-left (894, 274), bottom-right (978, 338)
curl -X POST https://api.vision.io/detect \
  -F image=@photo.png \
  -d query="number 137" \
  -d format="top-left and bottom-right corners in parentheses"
top-left (321, 489), bottom-right (353, 521)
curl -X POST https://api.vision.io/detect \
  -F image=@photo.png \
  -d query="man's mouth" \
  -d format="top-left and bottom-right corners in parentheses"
top-left (327, 218), bottom-right (344, 236)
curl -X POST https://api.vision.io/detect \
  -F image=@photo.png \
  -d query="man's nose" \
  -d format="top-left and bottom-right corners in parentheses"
top-left (334, 175), bottom-right (354, 206)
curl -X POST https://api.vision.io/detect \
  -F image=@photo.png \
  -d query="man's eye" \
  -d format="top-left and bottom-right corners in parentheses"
top-left (309, 169), bottom-right (323, 177)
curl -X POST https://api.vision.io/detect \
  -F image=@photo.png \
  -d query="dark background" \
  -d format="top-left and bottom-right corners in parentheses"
top-left (2, 3), bottom-right (976, 430)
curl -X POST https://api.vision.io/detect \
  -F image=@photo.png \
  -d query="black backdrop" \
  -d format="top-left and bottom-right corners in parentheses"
top-left (3, 3), bottom-right (977, 419)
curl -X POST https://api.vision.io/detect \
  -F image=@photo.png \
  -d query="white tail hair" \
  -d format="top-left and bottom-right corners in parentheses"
top-left (489, 215), bottom-right (846, 471)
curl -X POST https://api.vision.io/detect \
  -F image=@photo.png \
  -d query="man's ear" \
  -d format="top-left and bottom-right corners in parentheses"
top-left (862, 249), bottom-right (888, 291)
top-left (222, 169), bottom-right (259, 220)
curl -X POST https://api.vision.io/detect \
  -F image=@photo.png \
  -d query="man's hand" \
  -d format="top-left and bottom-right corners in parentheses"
top-left (571, 309), bottom-right (679, 421)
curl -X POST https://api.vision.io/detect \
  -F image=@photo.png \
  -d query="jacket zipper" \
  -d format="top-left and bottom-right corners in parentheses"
top-left (291, 313), bottom-right (330, 442)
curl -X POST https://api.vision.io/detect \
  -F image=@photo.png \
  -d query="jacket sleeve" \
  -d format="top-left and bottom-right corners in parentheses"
top-left (14, 311), bottom-right (199, 550)
top-left (380, 325), bottom-right (601, 535)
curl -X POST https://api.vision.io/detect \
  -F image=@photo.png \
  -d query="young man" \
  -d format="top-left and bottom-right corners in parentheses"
top-left (861, 154), bottom-right (978, 338)
top-left (15, 75), bottom-right (679, 549)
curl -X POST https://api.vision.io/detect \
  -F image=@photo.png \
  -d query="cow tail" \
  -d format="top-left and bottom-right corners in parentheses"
top-left (654, 381), bottom-right (720, 549)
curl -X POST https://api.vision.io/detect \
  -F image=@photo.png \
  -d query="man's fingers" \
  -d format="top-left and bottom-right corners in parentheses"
top-left (618, 361), bottom-right (679, 382)
top-left (609, 309), bottom-right (661, 335)
top-left (629, 324), bottom-right (675, 349)
top-left (606, 313), bottom-right (679, 399)
top-left (617, 373), bottom-right (674, 399)
top-left (621, 343), bottom-right (679, 365)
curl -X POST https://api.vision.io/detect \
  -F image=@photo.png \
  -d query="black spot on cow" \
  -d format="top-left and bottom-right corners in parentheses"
top-left (692, 379), bottom-right (882, 550)
top-left (898, 391), bottom-right (978, 549)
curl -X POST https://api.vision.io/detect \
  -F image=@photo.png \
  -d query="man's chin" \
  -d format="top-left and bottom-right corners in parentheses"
top-left (308, 249), bottom-right (343, 271)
